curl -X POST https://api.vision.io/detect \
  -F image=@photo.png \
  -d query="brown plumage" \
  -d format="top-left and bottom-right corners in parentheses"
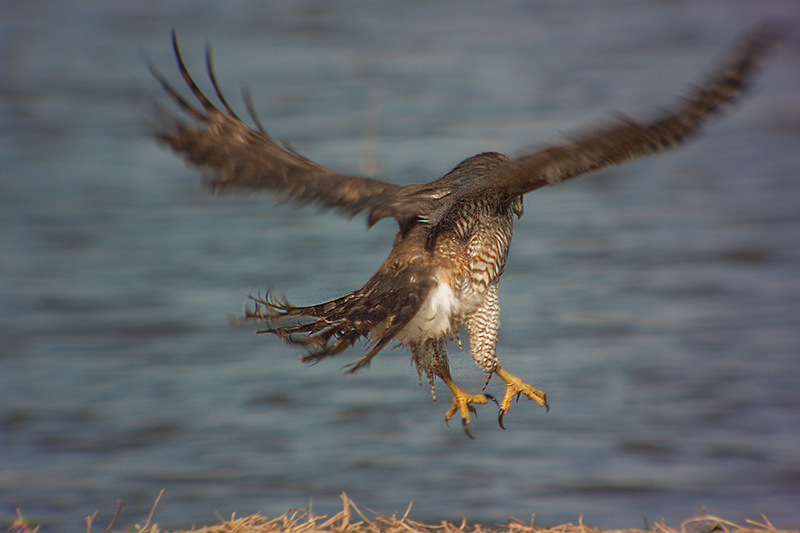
top-left (150, 22), bottom-right (786, 437)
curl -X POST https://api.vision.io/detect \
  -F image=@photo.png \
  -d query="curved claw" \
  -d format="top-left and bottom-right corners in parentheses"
top-left (495, 367), bottom-right (548, 421)
top-left (498, 410), bottom-right (507, 430)
top-left (462, 418), bottom-right (475, 440)
top-left (484, 393), bottom-right (499, 407)
top-left (444, 389), bottom-right (490, 438)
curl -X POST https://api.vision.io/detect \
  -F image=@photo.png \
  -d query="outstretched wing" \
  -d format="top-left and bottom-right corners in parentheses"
top-left (450, 21), bottom-right (787, 206)
top-left (151, 31), bottom-right (416, 223)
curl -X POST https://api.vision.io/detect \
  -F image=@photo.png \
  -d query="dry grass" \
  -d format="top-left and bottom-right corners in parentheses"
top-left (8, 493), bottom-right (797, 533)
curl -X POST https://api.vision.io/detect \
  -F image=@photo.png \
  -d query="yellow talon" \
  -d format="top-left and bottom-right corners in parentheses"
top-left (440, 376), bottom-right (489, 438)
top-left (494, 366), bottom-right (548, 429)
top-left (445, 390), bottom-right (489, 423)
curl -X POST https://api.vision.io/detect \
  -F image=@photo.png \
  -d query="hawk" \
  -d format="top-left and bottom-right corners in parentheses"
top-left (150, 23), bottom-right (784, 437)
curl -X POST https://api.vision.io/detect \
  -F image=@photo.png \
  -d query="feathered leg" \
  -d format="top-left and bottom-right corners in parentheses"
top-left (410, 339), bottom-right (439, 401)
top-left (467, 282), bottom-right (548, 428)
top-left (467, 281), bottom-right (501, 385)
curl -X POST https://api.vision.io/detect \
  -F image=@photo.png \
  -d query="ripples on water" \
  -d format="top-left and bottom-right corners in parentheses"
top-left (1, 0), bottom-right (799, 530)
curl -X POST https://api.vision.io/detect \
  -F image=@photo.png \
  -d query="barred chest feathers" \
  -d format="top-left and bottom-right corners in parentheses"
top-left (395, 198), bottom-right (519, 343)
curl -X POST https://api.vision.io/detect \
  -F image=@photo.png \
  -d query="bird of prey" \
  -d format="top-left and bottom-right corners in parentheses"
top-left (150, 22), bottom-right (784, 437)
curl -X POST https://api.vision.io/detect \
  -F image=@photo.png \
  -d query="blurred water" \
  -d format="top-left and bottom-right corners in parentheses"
top-left (1, 0), bottom-right (800, 530)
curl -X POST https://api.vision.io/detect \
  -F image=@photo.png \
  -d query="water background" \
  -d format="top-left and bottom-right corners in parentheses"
top-left (2, 1), bottom-right (800, 530)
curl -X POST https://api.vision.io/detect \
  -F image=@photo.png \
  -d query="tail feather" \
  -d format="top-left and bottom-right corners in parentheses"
top-left (245, 261), bottom-right (435, 371)
top-left (245, 292), bottom-right (367, 357)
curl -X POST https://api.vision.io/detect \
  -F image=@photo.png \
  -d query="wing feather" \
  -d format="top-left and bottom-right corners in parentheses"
top-left (152, 31), bottom-right (404, 220)
top-left (471, 20), bottom-right (787, 200)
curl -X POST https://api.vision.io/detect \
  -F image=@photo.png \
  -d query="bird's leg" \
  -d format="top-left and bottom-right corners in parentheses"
top-left (494, 366), bottom-right (548, 429)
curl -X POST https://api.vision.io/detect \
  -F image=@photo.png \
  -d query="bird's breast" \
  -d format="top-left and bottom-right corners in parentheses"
top-left (394, 272), bottom-right (468, 343)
